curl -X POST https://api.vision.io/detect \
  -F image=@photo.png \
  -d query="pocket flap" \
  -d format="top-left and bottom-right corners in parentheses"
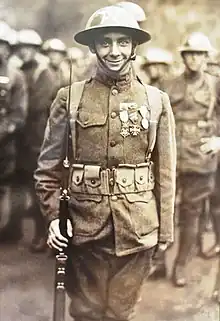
top-left (116, 166), bottom-right (135, 187)
top-left (125, 191), bottom-right (153, 203)
top-left (71, 164), bottom-right (84, 185)
top-left (170, 93), bottom-right (184, 105)
top-left (84, 165), bottom-right (101, 188)
top-left (135, 165), bottom-right (148, 185)
top-left (77, 111), bottom-right (108, 128)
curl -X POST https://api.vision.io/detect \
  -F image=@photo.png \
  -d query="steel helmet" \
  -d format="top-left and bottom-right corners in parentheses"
top-left (207, 51), bottom-right (220, 65)
top-left (42, 38), bottom-right (67, 53)
top-left (179, 32), bottom-right (214, 53)
top-left (74, 6), bottom-right (151, 46)
top-left (143, 47), bottom-right (173, 65)
top-left (8, 28), bottom-right (18, 46)
top-left (17, 29), bottom-right (42, 47)
top-left (116, 2), bottom-right (146, 22)
top-left (67, 47), bottom-right (84, 60)
top-left (0, 21), bottom-right (12, 44)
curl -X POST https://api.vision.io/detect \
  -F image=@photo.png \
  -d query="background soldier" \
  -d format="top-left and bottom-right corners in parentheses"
top-left (141, 47), bottom-right (173, 89)
top-left (164, 32), bottom-right (220, 287)
top-left (41, 38), bottom-right (67, 102)
top-left (203, 51), bottom-right (220, 258)
top-left (16, 29), bottom-right (54, 252)
top-left (0, 21), bottom-right (28, 243)
top-left (34, 5), bottom-right (176, 321)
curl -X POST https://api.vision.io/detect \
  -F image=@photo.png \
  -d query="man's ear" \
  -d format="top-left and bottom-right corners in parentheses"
top-left (89, 44), bottom-right (95, 54)
top-left (131, 43), bottom-right (137, 61)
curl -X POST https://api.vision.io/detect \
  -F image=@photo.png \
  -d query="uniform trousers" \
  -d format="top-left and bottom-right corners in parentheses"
top-left (65, 244), bottom-right (154, 321)
top-left (209, 164), bottom-right (220, 244)
top-left (175, 172), bottom-right (215, 266)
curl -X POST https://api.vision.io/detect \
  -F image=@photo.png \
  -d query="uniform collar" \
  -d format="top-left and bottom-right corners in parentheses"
top-left (94, 65), bottom-right (133, 91)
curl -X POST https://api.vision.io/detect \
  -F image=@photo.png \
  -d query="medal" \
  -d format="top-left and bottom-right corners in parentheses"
top-left (141, 118), bottom-right (149, 129)
top-left (120, 122), bottom-right (130, 137)
top-left (139, 105), bottom-right (150, 130)
top-left (130, 124), bottom-right (141, 136)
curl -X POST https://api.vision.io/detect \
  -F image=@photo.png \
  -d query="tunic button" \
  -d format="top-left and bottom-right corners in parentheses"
top-left (110, 140), bottom-right (116, 147)
top-left (140, 176), bottom-right (144, 181)
top-left (111, 195), bottom-right (118, 201)
top-left (111, 111), bottom-right (117, 119)
top-left (122, 178), bottom-right (127, 183)
top-left (111, 88), bottom-right (118, 96)
top-left (91, 179), bottom-right (96, 185)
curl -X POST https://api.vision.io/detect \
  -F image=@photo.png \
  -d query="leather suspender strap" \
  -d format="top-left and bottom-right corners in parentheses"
top-left (66, 80), bottom-right (87, 163)
top-left (144, 84), bottom-right (162, 163)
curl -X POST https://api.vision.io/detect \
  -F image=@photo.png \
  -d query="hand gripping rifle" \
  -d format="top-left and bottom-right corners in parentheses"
top-left (53, 57), bottom-right (73, 321)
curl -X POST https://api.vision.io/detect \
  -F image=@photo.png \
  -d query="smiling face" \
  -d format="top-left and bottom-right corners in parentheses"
top-left (93, 31), bottom-right (133, 74)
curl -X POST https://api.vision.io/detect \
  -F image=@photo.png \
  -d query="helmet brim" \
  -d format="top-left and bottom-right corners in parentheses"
top-left (74, 26), bottom-right (151, 46)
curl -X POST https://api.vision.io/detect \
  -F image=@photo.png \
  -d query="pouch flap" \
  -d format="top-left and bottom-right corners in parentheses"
top-left (71, 164), bottom-right (84, 185)
top-left (135, 164), bottom-right (148, 185)
top-left (116, 165), bottom-right (135, 187)
top-left (84, 165), bottom-right (101, 188)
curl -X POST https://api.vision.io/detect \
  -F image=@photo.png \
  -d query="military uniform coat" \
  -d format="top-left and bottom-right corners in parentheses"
top-left (34, 70), bottom-right (176, 256)
top-left (164, 71), bottom-right (220, 174)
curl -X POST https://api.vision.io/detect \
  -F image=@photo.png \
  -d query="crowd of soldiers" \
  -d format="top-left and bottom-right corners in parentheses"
top-left (1, 1), bottom-right (220, 299)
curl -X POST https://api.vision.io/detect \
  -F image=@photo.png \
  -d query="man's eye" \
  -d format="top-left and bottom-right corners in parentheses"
top-left (119, 40), bottom-right (130, 46)
top-left (100, 41), bottom-right (109, 47)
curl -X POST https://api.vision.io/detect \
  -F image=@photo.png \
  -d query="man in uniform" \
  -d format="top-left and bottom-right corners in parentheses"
top-left (202, 51), bottom-right (220, 258)
top-left (0, 21), bottom-right (28, 243)
top-left (141, 47), bottom-right (173, 89)
top-left (34, 6), bottom-right (176, 321)
top-left (16, 29), bottom-right (54, 252)
top-left (41, 38), bottom-right (67, 102)
top-left (164, 32), bottom-right (220, 287)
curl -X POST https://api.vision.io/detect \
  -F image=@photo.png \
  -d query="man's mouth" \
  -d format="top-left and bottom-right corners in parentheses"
top-left (106, 59), bottom-right (123, 64)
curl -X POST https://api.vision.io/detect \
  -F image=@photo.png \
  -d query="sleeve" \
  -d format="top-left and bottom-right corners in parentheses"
top-left (34, 87), bottom-right (68, 225)
top-left (152, 91), bottom-right (176, 243)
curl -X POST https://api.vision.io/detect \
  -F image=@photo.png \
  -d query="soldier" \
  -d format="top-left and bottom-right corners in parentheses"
top-left (41, 38), bottom-right (67, 102)
top-left (34, 5), bottom-right (176, 321)
top-left (164, 32), bottom-right (220, 287)
top-left (116, 1), bottom-right (147, 23)
top-left (203, 51), bottom-right (220, 258)
top-left (142, 47), bottom-right (174, 280)
top-left (0, 22), bottom-right (28, 243)
top-left (16, 29), bottom-right (54, 252)
top-left (141, 47), bottom-right (173, 89)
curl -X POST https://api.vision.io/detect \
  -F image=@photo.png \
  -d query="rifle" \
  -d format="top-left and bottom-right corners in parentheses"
top-left (53, 56), bottom-right (73, 321)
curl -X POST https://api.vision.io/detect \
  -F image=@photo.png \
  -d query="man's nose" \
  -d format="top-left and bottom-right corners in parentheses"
top-left (110, 42), bottom-right (120, 56)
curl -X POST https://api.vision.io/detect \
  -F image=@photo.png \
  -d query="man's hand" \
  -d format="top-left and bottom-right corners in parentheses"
top-left (47, 218), bottom-right (73, 251)
top-left (200, 136), bottom-right (220, 155)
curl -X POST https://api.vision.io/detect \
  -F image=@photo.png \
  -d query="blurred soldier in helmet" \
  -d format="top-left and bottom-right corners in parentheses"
top-left (201, 51), bottom-right (220, 259)
top-left (141, 47), bottom-right (174, 280)
top-left (34, 5), bottom-right (176, 321)
top-left (116, 1), bottom-right (146, 23)
top-left (0, 22), bottom-right (28, 243)
top-left (61, 46), bottom-right (85, 83)
top-left (163, 32), bottom-right (220, 287)
top-left (206, 51), bottom-right (220, 77)
top-left (42, 38), bottom-right (67, 101)
top-left (142, 47), bottom-right (173, 89)
top-left (15, 29), bottom-right (54, 252)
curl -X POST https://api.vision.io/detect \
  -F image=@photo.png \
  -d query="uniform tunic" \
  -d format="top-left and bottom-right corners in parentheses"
top-left (34, 69), bottom-right (176, 320)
